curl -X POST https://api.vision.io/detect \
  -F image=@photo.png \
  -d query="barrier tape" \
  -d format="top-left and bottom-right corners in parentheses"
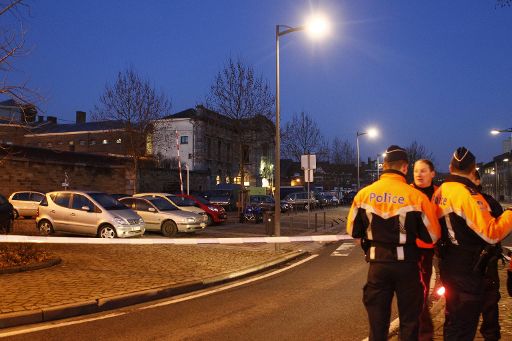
top-left (0, 234), bottom-right (354, 245)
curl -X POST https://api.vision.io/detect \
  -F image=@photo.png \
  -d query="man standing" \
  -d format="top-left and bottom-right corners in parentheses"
top-left (347, 145), bottom-right (440, 341)
top-left (434, 147), bottom-right (512, 340)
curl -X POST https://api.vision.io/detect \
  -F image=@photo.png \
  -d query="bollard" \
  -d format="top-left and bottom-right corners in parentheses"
top-left (323, 211), bottom-right (326, 229)
top-left (315, 213), bottom-right (318, 232)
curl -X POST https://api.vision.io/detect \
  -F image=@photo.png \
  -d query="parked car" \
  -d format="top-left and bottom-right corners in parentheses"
top-left (314, 192), bottom-right (330, 208)
top-left (9, 191), bottom-right (45, 219)
top-left (0, 194), bottom-right (14, 233)
top-left (202, 190), bottom-right (236, 211)
top-left (119, 197), bottom-right (206, 236)
top-left (110, 193), bottom-right (131, 201)
top-left (243, 204), bottom-right (264, 223)
top-left (248, 195), bottom-right (290, 213)
top-left (175, 194), bottom-right (227, 225)
top-left (36, 191), bottom-right (145, 238)
top-left (133, 193), bottom-right (209, 225)
top-left (282, 191), bottom-right (318, 210)
top-left (323, 193), bottom-right (340, 206)
top-left (342, 191), bottom-right (357, 205)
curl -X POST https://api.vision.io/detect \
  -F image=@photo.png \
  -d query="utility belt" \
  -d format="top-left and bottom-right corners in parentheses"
top-left (362, 239), bottom-right (418, 262)
top-left (438, 241), bottom-right (501, 276)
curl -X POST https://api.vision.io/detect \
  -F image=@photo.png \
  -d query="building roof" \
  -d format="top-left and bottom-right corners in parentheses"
top-left (163, 105), bottom-right (231, 122)
top-left (28, 120), bottom-right (125, 135)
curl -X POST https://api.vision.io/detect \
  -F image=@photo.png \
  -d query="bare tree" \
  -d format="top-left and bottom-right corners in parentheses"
top-left (93, 67), bottom-right (172, 193)
top-left (331, 137), bottom-right (356, 165)
top-left (281, 111), bottom-right (327, 162)
top-left (206, 57), bottom-right (274, 214)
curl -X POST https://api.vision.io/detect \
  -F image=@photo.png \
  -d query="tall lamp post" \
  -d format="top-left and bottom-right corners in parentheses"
top-left (274, 15), bottom-right (330, 239)
top-left (356, 128), bottom-right (378, 190)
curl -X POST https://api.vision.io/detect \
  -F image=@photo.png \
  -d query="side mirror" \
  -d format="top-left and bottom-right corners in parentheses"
top-left (148, 207), bottom-right (156, 212)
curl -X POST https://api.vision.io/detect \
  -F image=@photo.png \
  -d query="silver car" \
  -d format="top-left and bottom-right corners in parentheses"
top-left (9, 191), bottom-right (45, 219)
top-left (119, 196), bottom-right (206, 236)
top-left (133, 193), bottom-right (209, 224)
top-left (36, 191), bottom-right (145, 238)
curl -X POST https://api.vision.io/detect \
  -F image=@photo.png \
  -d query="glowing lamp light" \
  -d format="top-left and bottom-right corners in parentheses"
top-left (436, 286), bottom-right (446, 296)
top-left (367, 128), bottom-right (378, 138)
top-left (504, 158), bottom-right (509, 162)
top-left (305, 14), bottom-right (330, 39)
top-left (490, 130), bottom-right (500, 135)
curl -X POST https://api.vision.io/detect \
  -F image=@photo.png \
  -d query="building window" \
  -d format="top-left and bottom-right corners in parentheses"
top-left (116, 138), bottom-right (122, 144)
top-left (102, 139), bottom-right (108, 145)
top-left (188, 153), bottom-right (192, 159)
top-left (180, 136), bottom-right (188, 144)
top-left (79, 140), bottom-right (86, 146)
top-left (90, 140), bottom-right (96, 146)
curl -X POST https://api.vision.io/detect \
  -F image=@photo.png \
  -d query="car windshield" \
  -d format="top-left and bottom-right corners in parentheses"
top-left (89, 193), bottom-right (127, 210)
top-left (167, 195), bottom-right (196, 207)
top-left (148, 197), bottom-right (177, 211)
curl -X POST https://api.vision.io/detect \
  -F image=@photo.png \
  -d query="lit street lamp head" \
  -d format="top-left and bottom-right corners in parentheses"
top-left (367, 128), bottom-right (378, 138)
top-left (491, 129), bottom-right (500, 135)
top-left (305, 14), bottom-right (330, 39)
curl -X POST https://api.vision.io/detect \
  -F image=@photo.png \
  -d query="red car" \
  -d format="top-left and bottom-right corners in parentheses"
top-left (175, 194), bottom-right (227, 225)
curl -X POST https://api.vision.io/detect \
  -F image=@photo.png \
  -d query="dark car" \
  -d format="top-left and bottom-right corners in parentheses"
top-left (342, 191), bottom-right (357, 205)
top-left (203, 190), bottom-right (236, 211)
top-left (0, 194), bottom-right (14, 233)
top-left (175, 194), bottom-right (227, 225)
top-left (249, 195), bottom-right (289, 213)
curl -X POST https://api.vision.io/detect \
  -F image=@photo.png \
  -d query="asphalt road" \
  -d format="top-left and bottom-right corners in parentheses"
top-left (4, 242), bottom-right (376, 341)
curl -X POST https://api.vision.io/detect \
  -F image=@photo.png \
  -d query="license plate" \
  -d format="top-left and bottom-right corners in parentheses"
top-left (132, 227), bottom-right (141, 231)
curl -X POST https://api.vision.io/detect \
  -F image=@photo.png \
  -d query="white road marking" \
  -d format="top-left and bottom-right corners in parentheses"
top-left (0, 255), bottom-right (318, 338)
top-left (331, 242), bottom-right (355, 256)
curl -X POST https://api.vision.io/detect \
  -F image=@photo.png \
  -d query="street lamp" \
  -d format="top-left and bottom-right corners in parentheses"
top-left (274, 14), bottom-right (330, 239)
top-left (356, 128), bottom-right (378, 190)
top-left (490, 128), bottom-right (512, 200)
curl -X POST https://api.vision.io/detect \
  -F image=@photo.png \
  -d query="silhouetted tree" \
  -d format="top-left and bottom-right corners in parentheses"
top-left (331, 137), bottom-right (356, 165)
top-left (93, 67), bottom-right (172, 192)
top-left (282, 111), bottom-right (328, 162)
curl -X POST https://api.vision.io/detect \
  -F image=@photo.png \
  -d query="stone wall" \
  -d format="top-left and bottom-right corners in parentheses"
top-left (138, 167), bottom-right (209, 194)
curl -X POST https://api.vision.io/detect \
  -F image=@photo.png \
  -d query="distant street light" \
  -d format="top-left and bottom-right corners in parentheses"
top-left (376, 152), bottom-right (386, 179)
top-left (490, 127), bottom-right (512, 200)
top-left (356, 128), bottom-right (379, 190)
top-left (274, 14), bottom-right (330, 239)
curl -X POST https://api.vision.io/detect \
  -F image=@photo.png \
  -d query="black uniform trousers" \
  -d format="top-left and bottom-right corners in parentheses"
top-left (418, 248), bottom-right (435, 341)
top-left (363, 261), bottom-right (423, 341)
top-left (479, 259), bottom-right (501, 341)
top-left (440, 255), bottom-right (486, 341)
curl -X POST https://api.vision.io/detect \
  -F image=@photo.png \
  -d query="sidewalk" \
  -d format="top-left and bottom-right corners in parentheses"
top-left (0, 209), bottom-right (346, 329)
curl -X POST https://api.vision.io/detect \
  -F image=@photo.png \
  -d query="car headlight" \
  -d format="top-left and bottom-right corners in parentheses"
top-left (138, 218), bottom-right (144, 224)
top-left (114, 217), bottom-right (129, 225)
top-left (182, 217), bottom-right (196, 223)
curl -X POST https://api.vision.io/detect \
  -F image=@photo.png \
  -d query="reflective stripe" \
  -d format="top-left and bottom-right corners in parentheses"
top-left (399, 214), bottom-right (406, 244)
top-left (370, 246), bottom-right (376, 260)
top-left (396, 246), bottom-right (404, 260)
top-left (445, 216), bottom-right (459, 245)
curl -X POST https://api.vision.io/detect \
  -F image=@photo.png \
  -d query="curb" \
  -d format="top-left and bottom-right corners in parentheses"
top-left (0, 257), bottom-right (61, 275)
top-left (0, 250), bottom-right (308, 329)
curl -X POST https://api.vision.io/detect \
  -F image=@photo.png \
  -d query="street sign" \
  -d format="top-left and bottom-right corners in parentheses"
top-left (304, 169), bottom-right (314, 183)
top-left (301, 154), bottom-right (316, 170)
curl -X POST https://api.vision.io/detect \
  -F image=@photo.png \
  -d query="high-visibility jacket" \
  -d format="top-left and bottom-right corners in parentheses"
top-left (433, 175), bottom-right (512, 249)
top-left (347, 170), bottom-right (440, 262)
top-left (410, 183), bottom-right (439, 249)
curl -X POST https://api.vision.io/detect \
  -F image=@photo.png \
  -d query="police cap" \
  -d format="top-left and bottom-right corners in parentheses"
top-left (451, 146), bottom-right (475, 171)
top-left (384, 145), bottom-right (408, 163)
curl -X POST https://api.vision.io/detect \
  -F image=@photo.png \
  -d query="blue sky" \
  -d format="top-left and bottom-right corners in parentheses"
top-left (9, 1), bottom-right (512, 171)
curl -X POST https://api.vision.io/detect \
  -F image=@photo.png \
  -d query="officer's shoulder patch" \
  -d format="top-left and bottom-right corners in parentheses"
top-left (464, 185), bottom-right (478, 195)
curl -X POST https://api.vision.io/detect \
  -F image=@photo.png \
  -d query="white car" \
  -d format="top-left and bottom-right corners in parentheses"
top-left (9, 191), bottom-right (45, 219)
top-left (36, 191), bottom-right (145, 238)
top-left (119, 196), bottom-right (206, 236)
top-left (133, 193), bottom-right (209, 224)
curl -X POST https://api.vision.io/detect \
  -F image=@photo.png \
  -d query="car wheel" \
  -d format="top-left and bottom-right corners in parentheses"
top-left (13, 209), bottom-right (19, 219)
top-left (161, 220), bottom-right (178, 237)
top-left (98, 224), bottom-right (117, 238)
top-left (38, 220), bottom-right (54, 235)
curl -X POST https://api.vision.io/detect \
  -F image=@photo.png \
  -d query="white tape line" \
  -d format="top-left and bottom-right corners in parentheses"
top-left (0, 234), bottom-right (353, 245)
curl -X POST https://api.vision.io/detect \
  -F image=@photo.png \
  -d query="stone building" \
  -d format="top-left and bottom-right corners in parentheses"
top-left (151, 105), bottom-right (275, 189)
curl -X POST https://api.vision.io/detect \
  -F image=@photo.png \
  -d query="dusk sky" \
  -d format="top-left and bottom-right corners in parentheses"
top-left (10, 1), bottom-right (512, 171)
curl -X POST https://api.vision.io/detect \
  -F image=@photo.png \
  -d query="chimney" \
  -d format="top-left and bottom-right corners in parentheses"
top-left (37, 115), bottom-right (44, 123)
top-left (47, 116), bottom-right (57, 124)
top-left (76, 111), bottom-right (86, 124)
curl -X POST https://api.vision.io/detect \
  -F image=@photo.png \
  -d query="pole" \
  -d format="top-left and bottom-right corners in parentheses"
top-left (176, 130), bottom-right (183, 194)
top-left (376, 155), bottom-right (380, 179)
top-left (356, 133), bottom-right (360, 190)
top-left (186, 163), bottom-right (190, 195)
top-left (274, 25), bottom-right (281, 248)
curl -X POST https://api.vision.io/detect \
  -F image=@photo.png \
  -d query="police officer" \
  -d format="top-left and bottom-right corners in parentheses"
top-left (347, 145), bottom-right (440, 341)
top-left (473, 170), bottom-right (503, 341)
top-left (412, 159), bottom-right (438, 341)
top-left (434, 147), bottom-right (512, 340)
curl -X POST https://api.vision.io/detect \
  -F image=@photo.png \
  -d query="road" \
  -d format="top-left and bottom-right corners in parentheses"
top-left (3, 242), bottom-right (378, 341)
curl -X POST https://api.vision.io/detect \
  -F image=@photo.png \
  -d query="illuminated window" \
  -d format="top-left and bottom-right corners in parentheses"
top-left (69, 141), bottom-right (74, 145)
top-left (180, 136), bottom-right (188, 144)
top-left (90, 140), bottom-right (96, 146)
top-left (216, 175), bottom-right (220, 185)
top-left (116, 138), bottom-right (122, 144)
top-left (102, 139), bottom-right (108, 145)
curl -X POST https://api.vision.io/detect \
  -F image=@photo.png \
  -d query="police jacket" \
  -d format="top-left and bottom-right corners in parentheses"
top-left (411, 183), bottom-right (439, 249)
top-left (347, 170), bottom-right (440, 262)
top-left (433, 175), bottom-right (512, 272)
